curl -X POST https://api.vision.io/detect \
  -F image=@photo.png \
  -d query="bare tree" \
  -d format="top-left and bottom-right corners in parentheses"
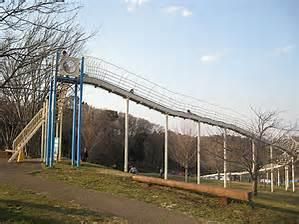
top-left (82, 105), bottom-right (103, 156)
top-left (0, 0), bottom-right (91, 88)
top-left (204, 108), bottom-right (297, 196)
top-left (203, 134), bottom-right (225, 179)
top-left (0, 1), bottom-right (92, 150)
top-left (249, 108), bottom-right (283, 195)
top-left (170, 121), bottom-right (196, 182)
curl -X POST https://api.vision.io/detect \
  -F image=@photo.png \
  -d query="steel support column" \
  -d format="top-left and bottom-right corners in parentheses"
top-left (197, 122), bottom-right (201, 184)
top-left (285, 165), bottom-right (289, 191)
top-left (292, 157), bottom-right (295, 192)
top-left (164, 114), bottom-right (168, 180)
top-left (71, 84), bottom-right (78, 166)
top-left (270, 145), bottom-right (274, 192)
top-left (43, 99), bottom-right (48, 162)
top-left (76, 57), bottom-right (85, 167)
top-left (124, 98), bottom-right (129, 172)
top-left (46, 79), bottom-right (53, 167)
top-left (58, 111), bottom-right (63, 161)
top-left (55, 115), bottom-right (59, 161)
top-left (252, 139), bottom-right (256, 174)
top-left (50, 76), bottom-right (57, 167)
top-left (277, 168), bottom-right (280, 187)
top-left (223, 129), bottom-right (227, 188)
top-left (48, 51), bottom-right (60, 168)
top-left (41, 101), bottom-right (45, 161)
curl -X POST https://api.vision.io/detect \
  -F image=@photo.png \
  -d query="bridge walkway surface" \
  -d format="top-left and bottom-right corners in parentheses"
top-left (0, 159), bottom-right (202, 224)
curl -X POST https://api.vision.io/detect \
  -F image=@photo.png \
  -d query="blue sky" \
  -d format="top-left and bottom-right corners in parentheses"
top-left (77, 0), bottom-right (298, 129)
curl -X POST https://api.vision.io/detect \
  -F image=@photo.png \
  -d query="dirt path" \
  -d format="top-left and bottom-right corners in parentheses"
top-left (0, 160), bottom-right (201, 224)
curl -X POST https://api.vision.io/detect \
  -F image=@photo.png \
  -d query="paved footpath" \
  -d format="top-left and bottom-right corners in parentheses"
top-left (0, 160), bottom-right (201, 224)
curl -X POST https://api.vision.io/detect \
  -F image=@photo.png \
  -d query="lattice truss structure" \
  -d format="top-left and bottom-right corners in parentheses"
top-left (276, 136), bottom-right (299, 165)
top-left (9, 55), bottom-right (298, 170)
top-left (84, 56), bottom-right (298, 163)
top-left (85, 56), bottom-right (251, 131)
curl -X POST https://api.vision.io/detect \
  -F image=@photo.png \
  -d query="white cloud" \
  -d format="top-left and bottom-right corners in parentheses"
top-left (275, 45), bottom-right (296, 55)
top-left (200, 53), bottom-right (223, 63)
top-left (165, 6), bottom-right (181, 14)
top-left (182, 9), bottom-right (192, 17)
top-left (124, 0), bottom-right (150, 12)
top-left (164, 5), bottom-right (193, 17)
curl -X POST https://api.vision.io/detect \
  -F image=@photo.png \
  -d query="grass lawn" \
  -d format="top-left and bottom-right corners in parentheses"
top-left (0, 184), bottom-right (127, 224)
top-left (35, 162), bottom-right (299, 224)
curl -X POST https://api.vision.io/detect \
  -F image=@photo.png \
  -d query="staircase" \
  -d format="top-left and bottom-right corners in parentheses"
top-left (8, 108), bottom-right (45, 162)
top-left (7, 83), bottom-right (70, 163)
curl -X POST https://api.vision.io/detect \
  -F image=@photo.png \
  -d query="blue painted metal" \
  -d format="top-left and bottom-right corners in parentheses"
top-left (56, 76), bottom-right (78, 84)
top-left (49, 51), bottom-right (60, 167)
top-left (46, 78), bottom-right (54, 167)
top-left (71, 83), bottom-right (78, 166)
top-left (76, 57), bottom-right (85, 167)
top-left (50, 76), bottom-right (57, 167)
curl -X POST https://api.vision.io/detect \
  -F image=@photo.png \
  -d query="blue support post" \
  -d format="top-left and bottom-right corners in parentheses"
top-left (49, 51), bottom-right (60, 167)
top-left (50, 76), bottom-right (57, 167)
top-left (71, 83), bottom-right (78, 166)
top-left (46, 78), bottom-right (53, 167)
top-left (76, 57), bottom-right (85, 167)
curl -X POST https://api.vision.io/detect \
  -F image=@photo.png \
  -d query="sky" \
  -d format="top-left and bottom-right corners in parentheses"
top-left (76, 0), bottom-right (298, 130)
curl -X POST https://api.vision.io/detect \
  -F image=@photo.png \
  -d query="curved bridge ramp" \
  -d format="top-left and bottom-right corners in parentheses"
top-left (84, 56), bottom-right (296, 156)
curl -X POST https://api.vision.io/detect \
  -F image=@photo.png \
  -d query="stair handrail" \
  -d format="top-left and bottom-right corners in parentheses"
top-left (12, 108), bottom-right (44, 151)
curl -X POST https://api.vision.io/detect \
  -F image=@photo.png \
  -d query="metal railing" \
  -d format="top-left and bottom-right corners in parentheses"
top-left (12, 108), bottom-right (44, 151)
top-left (85, 56), bottom-right (252, 132)
top-left (84, 56), bottom-right (298, 161)
top-left (11, 82), bottom-right (69, 155)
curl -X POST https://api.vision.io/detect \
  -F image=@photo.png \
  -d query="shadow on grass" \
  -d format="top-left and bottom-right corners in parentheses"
top-left (253, 203), bottom-right (299, 224)
top-left (0, 199), bottom-right (106, 224)
top-left (258, 191), bottom-right (299, 201)
top-left (252, 190), bottom-right (299, 215)
top-left (58, 161), bottom-right (107, 169)
top-left (0, 207), bottom-right (63, 224)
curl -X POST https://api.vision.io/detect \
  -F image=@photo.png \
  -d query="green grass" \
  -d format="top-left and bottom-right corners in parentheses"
top-left (35, 162), bottom-right (299, 224)
top-left (0, 184), bottom-right (127, 224)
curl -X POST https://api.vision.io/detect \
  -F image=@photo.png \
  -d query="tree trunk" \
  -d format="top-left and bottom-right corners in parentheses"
top-left (184, 166), bottom-right (188, 182)
top-left (217, 170), bottom-right (220, 180)
top-left (252, 174), bottom-right (258, 196)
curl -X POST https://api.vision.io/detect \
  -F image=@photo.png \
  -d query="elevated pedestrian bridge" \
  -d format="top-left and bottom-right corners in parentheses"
top-left (8, 55), bottom-right (298, 190)
top-left (84, 56), bottom-right (297, 155)
top-left (84, 57), bottom-right (253, 138)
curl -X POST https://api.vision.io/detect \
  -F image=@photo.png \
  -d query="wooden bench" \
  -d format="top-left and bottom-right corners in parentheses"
top-left (132, 175), bottom-right (252, 205)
